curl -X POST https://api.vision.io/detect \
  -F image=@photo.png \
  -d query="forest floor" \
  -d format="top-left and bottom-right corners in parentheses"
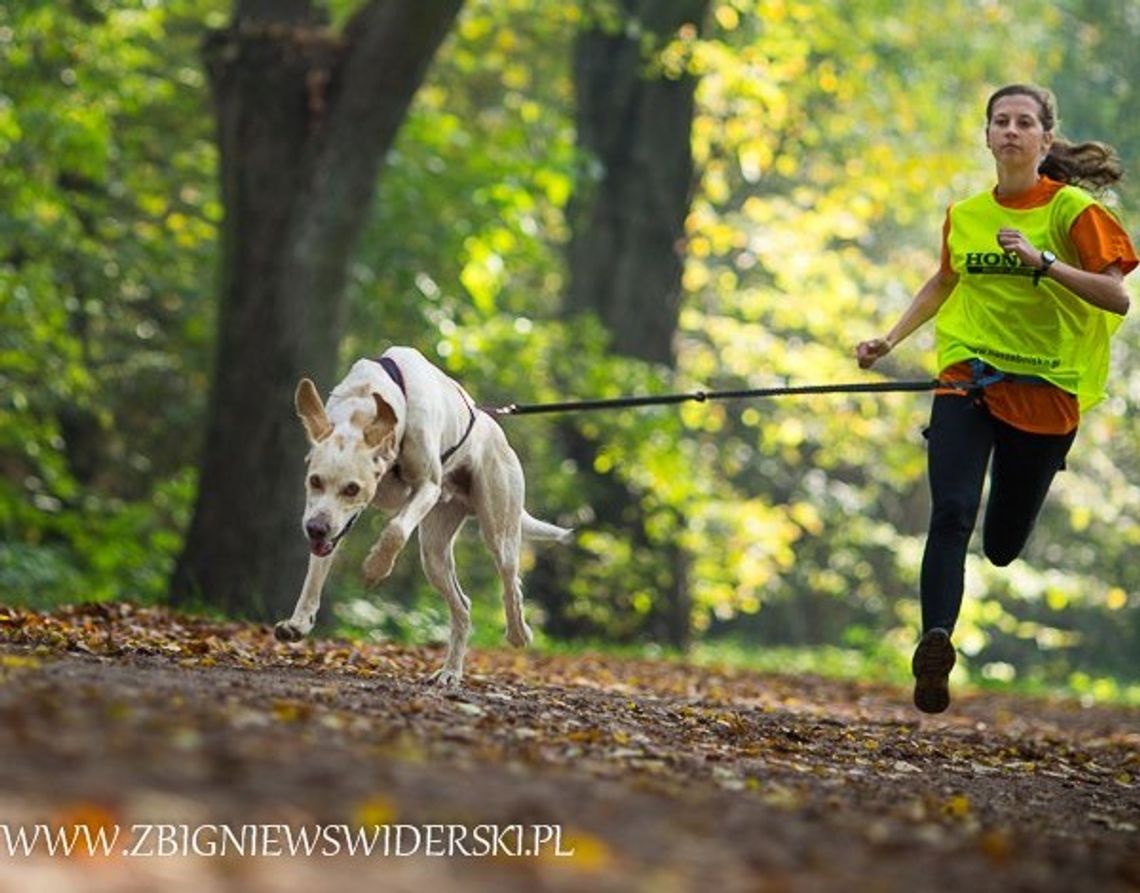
top-left (0, 602), bottom-right (1136, 892)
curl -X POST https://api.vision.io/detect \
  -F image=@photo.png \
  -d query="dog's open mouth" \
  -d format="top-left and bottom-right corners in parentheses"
top-left (307, 512), bottom-right (361, 558)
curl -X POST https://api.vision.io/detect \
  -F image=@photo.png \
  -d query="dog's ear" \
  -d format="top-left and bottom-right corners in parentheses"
top-left (295, 378), bottom-right (333, 444)
top-left (363, 393), bottom-right (398, 454)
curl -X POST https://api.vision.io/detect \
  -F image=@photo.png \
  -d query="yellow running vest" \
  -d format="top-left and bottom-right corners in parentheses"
top-left (937, 185), bottom-right (1123, 410)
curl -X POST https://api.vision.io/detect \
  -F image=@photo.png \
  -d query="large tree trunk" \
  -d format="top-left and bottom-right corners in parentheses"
top-left (566, 0), bottom-right (707, 365)
top-left (171, 0), bottom-right (463, 618)
top-left (539, 0), bottom-right (708, 649)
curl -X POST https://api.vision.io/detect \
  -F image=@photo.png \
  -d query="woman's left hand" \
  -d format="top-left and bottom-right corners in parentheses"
top-left (996, 228), bottom-right (1042, 269)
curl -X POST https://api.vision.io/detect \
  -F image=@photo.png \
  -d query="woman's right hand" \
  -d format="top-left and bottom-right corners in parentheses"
top-left (856, 337), bottom-right (892, 369)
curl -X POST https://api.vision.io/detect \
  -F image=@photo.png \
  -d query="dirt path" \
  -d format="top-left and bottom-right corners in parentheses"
top-left (0, 603), bottom-right (1136, 892)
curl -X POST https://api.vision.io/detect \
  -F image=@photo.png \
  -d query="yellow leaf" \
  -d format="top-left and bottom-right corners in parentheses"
top-left (714, 5), bottom-right (740, 30)
top-left (270, 700), bottom-right (311, 723)
top-left (354, 795), bottom-right (398, 827)
top-left (1070, 505), bottom-right (1091, 532)
top-left (0, 654), bottom-right (41, 669)
top-left (540, 829), bottom-right (612, 872)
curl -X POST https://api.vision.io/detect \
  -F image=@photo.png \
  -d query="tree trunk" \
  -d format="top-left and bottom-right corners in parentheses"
top-left (566, 0), bottom-right (707, 365)
top-left (540, 0), bottom-right (708, 650)
top-left (171, 0), bottom-right (463, 618)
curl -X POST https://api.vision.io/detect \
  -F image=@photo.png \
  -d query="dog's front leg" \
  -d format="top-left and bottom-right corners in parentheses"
top-left (418, 501), bottom-right (472, 687)
top-left (362, 477), bottom-right (442, 585)
top-left (274, 553), bottom-right (334, 642)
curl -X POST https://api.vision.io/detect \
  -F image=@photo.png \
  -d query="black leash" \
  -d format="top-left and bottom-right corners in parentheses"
top-left (485, 378), bottom-right (948, 417)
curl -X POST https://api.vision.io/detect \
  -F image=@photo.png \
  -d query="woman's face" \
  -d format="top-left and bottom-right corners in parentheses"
top-left (986, 94), bottom-right (1054, 167)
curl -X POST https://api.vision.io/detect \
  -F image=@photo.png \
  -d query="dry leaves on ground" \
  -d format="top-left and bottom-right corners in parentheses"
top-left (0, 602), bottom-right (1136, 893)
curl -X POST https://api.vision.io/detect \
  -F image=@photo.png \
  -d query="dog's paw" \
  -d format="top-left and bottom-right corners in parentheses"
top-left (361, 551), bottom-right (394, 587)
top-left (274, 620), bottom-right (308, 643)
top-left (362, 528), bottom-right (407, 585)
top-left (427, 666), bottom-right (463, 688)
top-left (505, 621), bottom-right (533, 649)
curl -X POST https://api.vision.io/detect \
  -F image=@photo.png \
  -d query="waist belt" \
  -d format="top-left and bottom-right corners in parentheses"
top-left (960, 358), bottom-right (1052, 391)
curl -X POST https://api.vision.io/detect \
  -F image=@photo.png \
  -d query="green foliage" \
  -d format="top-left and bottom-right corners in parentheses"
top-left (343, 0), bottom-right (580, 358)
top-left (1, 0), bottom-right (221, 603)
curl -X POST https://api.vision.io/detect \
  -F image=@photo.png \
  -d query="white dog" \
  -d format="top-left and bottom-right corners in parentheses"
top-left (274, 346), bottom-right (572, 685)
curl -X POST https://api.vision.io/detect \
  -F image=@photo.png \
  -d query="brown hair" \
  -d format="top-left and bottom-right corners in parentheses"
top-left (986, 84), bottom-right (1124, 193)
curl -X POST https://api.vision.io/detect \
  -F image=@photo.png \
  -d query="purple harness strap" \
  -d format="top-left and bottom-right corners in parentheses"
top-left (377, 355), bottom-right (406, 397)
top-left (374, 354), bottom-right (476, 465)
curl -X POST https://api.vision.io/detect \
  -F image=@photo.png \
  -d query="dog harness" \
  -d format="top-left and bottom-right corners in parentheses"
top-left (376, 355), bottom-right (406, 395)
top-left (375, 355), bottom-right (478, 466)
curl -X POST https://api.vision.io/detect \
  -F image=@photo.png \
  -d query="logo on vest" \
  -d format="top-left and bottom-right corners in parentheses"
top-left (964, 251), bottom-right (1034, 277)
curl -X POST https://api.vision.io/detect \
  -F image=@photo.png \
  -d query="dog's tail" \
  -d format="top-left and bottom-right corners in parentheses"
top-left (521, 512), bottom-right (574, 544)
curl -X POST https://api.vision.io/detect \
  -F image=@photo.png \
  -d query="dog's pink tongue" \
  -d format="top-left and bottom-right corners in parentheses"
top-left (310, 542), bottom-right (334, 558)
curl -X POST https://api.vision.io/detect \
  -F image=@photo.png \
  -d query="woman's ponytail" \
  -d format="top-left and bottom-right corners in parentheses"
top-left (1040, 140), bottom-right (1123, 193)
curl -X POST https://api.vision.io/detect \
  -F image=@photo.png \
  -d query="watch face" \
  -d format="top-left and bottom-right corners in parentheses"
top-left (1042, 250), bottom-right (1057, 264)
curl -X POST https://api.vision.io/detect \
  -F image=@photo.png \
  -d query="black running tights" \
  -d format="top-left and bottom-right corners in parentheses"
top-left (920, 394), bottom-right (1076, 634)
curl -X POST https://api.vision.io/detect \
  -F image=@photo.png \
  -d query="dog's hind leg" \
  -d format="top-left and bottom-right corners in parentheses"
top-left (474, 452), bottom-right (532, 649)
top-left (418, 501), bottom-right (472, 687)
top-left (275, 553), bottom-right (335, 642)
top-left (492, 536), bottom-right (531, 649)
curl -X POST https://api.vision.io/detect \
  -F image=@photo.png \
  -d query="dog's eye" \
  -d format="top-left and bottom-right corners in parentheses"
top-left (308, 475), bottom-right (323, 491)
top-left (341, 482), bottom-right (361, 498)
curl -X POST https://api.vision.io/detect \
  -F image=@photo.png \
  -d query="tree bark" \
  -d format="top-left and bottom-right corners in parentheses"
top-left (171, 0), bottom-right (463, 618)
top-left (540, 0), bottom-right (708, 649)
top-left (566, 0), bottom-right (707, 366)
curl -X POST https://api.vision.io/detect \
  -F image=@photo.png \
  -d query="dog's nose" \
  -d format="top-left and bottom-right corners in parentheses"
top-left (305, 518), bottom-right (331, 541)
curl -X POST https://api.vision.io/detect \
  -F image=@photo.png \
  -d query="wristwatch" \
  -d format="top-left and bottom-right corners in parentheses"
top-left (1034, 250), bottom-right (1057, 286)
